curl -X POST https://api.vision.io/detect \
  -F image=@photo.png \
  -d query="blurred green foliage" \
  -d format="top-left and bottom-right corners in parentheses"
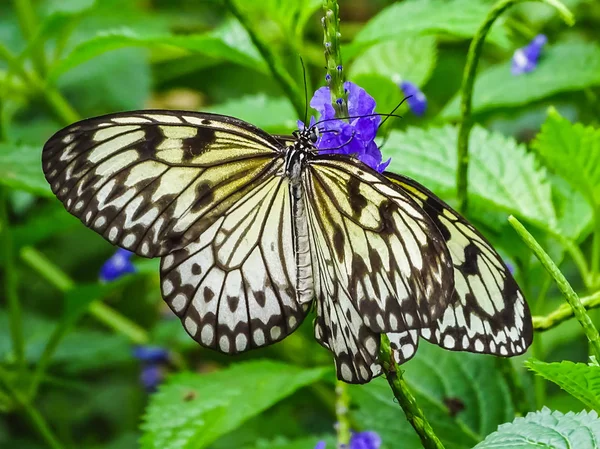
top-left (1, 0), bottom-right (600, 448)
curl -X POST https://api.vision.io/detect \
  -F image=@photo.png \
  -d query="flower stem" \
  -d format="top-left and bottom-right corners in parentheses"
top-left (0, 188), bottom-right (25, 372)
top-left (223, 0), bottom-right (304, 118)
top-left (532, 290), bottom-right (600, 331)
top-left (509, 216), bottom-right (600, 360)
top-left (0, 367), bottom-right (66, 449)
top-left (379, 335), bottom-right (445, 449)
top-left (456, 0), bottom-right (574, 213)
top-left (322, 0), bottom-right (348, 118)
top-left (20, 246), bottom-right (149, 344)
top-left (13, 0), bottom-right (46, 76)
top-left (335, 380), bottom-right (351, 448)
top-left (591, 207), bottom-right (600, 289)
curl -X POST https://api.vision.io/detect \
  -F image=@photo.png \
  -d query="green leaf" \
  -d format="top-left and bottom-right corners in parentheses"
top-left (48, 20), bottom-right (266, 81)
top-left (441, 41), bottom-right (600, 118)
top-left (526, 359), bottom-right (600, 413)
top-left (140, 361), bottom-right (329, 449)
top-left (351, 343), bottom-right (515, 449)
top-left (474, 408), bottom-right (600, 449)
top-left (349, 37), bottom-right (437, 87)
top-left (532, 108), bottom-right (600, 209)
top-left (207, 94), bottom-right (297, 133)
top-left (0, 143), bottom-right (51, 197)
top-left (352, 0), bottom-right (509, 51)
top-left (384, 125), bottom-right (557, 231)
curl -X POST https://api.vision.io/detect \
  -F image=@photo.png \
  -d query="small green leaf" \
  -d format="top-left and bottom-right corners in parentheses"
top-left (474, 408), bottom-right (600, 449)
top-left (0, 143), bottom-right (51, 197)
top-left (384, 125), bottom-right (557, 231)
top-left (352, 0), bottom-right (509, 50)
top-left (208, 94), bottom-right (297, 133)
top-left (441, 41), bottom-right (600, 118)
top-left (49, 20), bottom-right (266, 81)
top-left (526, 359), bottom-right (600, 413)
top-left (351, 343), bottom-right (515, 449)
top-left (140, 361), bottom-right (329, 449)
top-left (349, 37), bottom-right (437, 87)
top-left (532, 108), bottom-right (600, 209)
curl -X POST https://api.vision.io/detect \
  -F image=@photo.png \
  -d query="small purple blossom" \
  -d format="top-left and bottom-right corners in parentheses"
top-left (301, 81), bottom-right (390, 172)
top-left (512, 34), bottom-right (547, 75)
top-left (99, 248), bottom-right (135, 282)
top-left (132, 345), bottom-right (170, 364)
top-left (400, 80), bottom-right (427, 116)
top-left (140, 364), bottom-right (164, 393)
top-left (314, 431), bottom-right (381, 449)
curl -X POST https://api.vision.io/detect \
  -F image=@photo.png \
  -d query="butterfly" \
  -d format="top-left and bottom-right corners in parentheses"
top-left (42, 110), bottom-right (533, 383)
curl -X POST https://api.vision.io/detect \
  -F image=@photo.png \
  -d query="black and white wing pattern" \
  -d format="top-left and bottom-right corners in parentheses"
top-left (43, 110), bottom-right (283, 258)
top-left (304, 157), bottom-right (455, 383)
top-left (43, 110), bottom-right (309, 352)
top-left (384, 173), bottom-right (533, 358)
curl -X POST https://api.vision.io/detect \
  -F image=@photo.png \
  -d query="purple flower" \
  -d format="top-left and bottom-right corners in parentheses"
top-left (140, 364), bottom-right (164, 393)
top-left (99, 248), bottom-right (135, 282)
top-left (302, 81), bottom-right (390, 173)
top-left (132, 345), bottom-right (170, 364)
top-left (400, 80), bottom-right (427, 116)
top-left (512, 34), bottom-right (547, 75)
top-left (314, 432), bottom-right (381, 449)
top-left (350, 432), bottom-right (381, 449)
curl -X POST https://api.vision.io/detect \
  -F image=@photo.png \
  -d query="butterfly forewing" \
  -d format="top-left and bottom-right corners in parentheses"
top-left (305, 157), bottom-right (455, 383)
top-left (42, 111), bottom-right (283, 258)
top-left (384, 173), bottom-right (533, 357)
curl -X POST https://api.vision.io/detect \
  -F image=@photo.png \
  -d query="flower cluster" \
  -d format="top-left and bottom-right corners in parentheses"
top-left (99, 248), bottom-right (136, 282)
top-left (133, 345), bottom-right (170, 392)
top-left (303, 81), bottom-right (390, 173)
top-left (512, 34), bottom-right (547, 75)
top-left (315, 431), bottom-right (381, 449)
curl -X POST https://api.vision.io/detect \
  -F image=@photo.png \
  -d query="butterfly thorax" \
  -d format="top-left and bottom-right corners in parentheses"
top-left (284, 129), bottom-right (317, 185)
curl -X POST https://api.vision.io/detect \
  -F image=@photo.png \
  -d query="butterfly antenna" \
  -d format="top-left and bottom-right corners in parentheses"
top-left (300, 56), bottom-right (309, 126)
top-left (313, 112), bottom-right (404, 130)
top-left (379, 96), bottom-right (411, 128)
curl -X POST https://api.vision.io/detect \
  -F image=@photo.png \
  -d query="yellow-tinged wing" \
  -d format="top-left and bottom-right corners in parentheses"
top-left (304, 156), bottom-right (455, 383)
top-left (384, 172), bottom-right (533, 358)
top-left (42, 110), bottom-right (284, 258)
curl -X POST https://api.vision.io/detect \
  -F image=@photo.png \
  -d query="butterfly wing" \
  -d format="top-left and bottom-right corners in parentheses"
top-left (304, 157), bottom-right (455, 383)
top-left (384, 172), bottom-right (533, 357)
top-left (42, 110), bottom-right (284, 258)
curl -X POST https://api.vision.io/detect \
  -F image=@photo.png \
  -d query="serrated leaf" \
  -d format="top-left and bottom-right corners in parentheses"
top-left (49, 20), bottom-right (266, 81)
top-left (532, 108), bottom-right (600, 210)
top-left (352, 0), bottom-right (509, 50)
top-left (474, 408), bottom-right (600, 449)
top-left (384, 125), bottom-right (557, 231)
top-left (140, 361), bottom-right (329, 449)
top-left (207, 95), bottom-right (297, 133)
top-left (350, 343), bottom-right (515, 449)
top-left (349, 37), bottom-right (437, 87)
top-left (0, 143), bottom-right (51, 197)
top-left (441, 41), bottom-right (600, 118)
top-left (526, 359), bottom-right (600, 413)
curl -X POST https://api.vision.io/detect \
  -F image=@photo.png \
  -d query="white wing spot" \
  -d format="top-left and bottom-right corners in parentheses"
top-left (235, 334), bottom-right (248, 351)
top-left (201, 325), bottom-right (215, 345)
top-left (219, 335), bottom-right (230, 352)
top-left (270, 326), bottom-right (282, 340)
top-left (184, 317), bottom-right (198, 336)
top-left (162, 279), bottom-right (174, 296)
top-left (171, 293), bottom-right (186, 312)
top-left (474, 339), bottom-right (484, 352)
top-left (443, 335), bottom-right (455, 348)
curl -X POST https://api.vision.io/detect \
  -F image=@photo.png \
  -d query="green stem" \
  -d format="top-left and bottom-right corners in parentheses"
top-left (322, 0), bottom-right (348, 117)
top-left (13, 0), bottom-right (46, 76)
top-left (0, 367), bottom-right (65, 449)
top-left (0, 189), bottom-right (25, 372)
top-left (532, 290), bottom-right (600, 331)
top-left (335, 381), bottom-right (351, 448)
top-left (380, 335), bottom-right (445, 449)
top-left (509, 216), bottom-right (600, 360)
top-left (456, 0), bottom-right (574, 213)
top-left (591, 207), bottom-right (600, 288)
top-left (20, 246), bottom-right (149, 343)
top-left (223, 0), bottom-right (304, 118)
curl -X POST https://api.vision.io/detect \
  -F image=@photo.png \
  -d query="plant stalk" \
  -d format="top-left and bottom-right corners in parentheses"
top-left (380, 335), bottom-right (445, 449)
top-left (456, 0), bottom-right (574, 213)
top-left (335, 381), bottom-right (351, 448)
top-left (322, 0), bottom-right (348, 117)
top-left (532, 290), bottom-right (600, 331)
top-left (510, 216), bottom-right (600, 360)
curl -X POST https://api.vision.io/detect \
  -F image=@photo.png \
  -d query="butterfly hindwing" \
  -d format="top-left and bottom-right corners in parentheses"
top-left (305, 157), bottom-right (455, 383)
top-left (384, 172), bottom-right (533, 357)
top-left (42, 110), bottom-right (283, 258)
